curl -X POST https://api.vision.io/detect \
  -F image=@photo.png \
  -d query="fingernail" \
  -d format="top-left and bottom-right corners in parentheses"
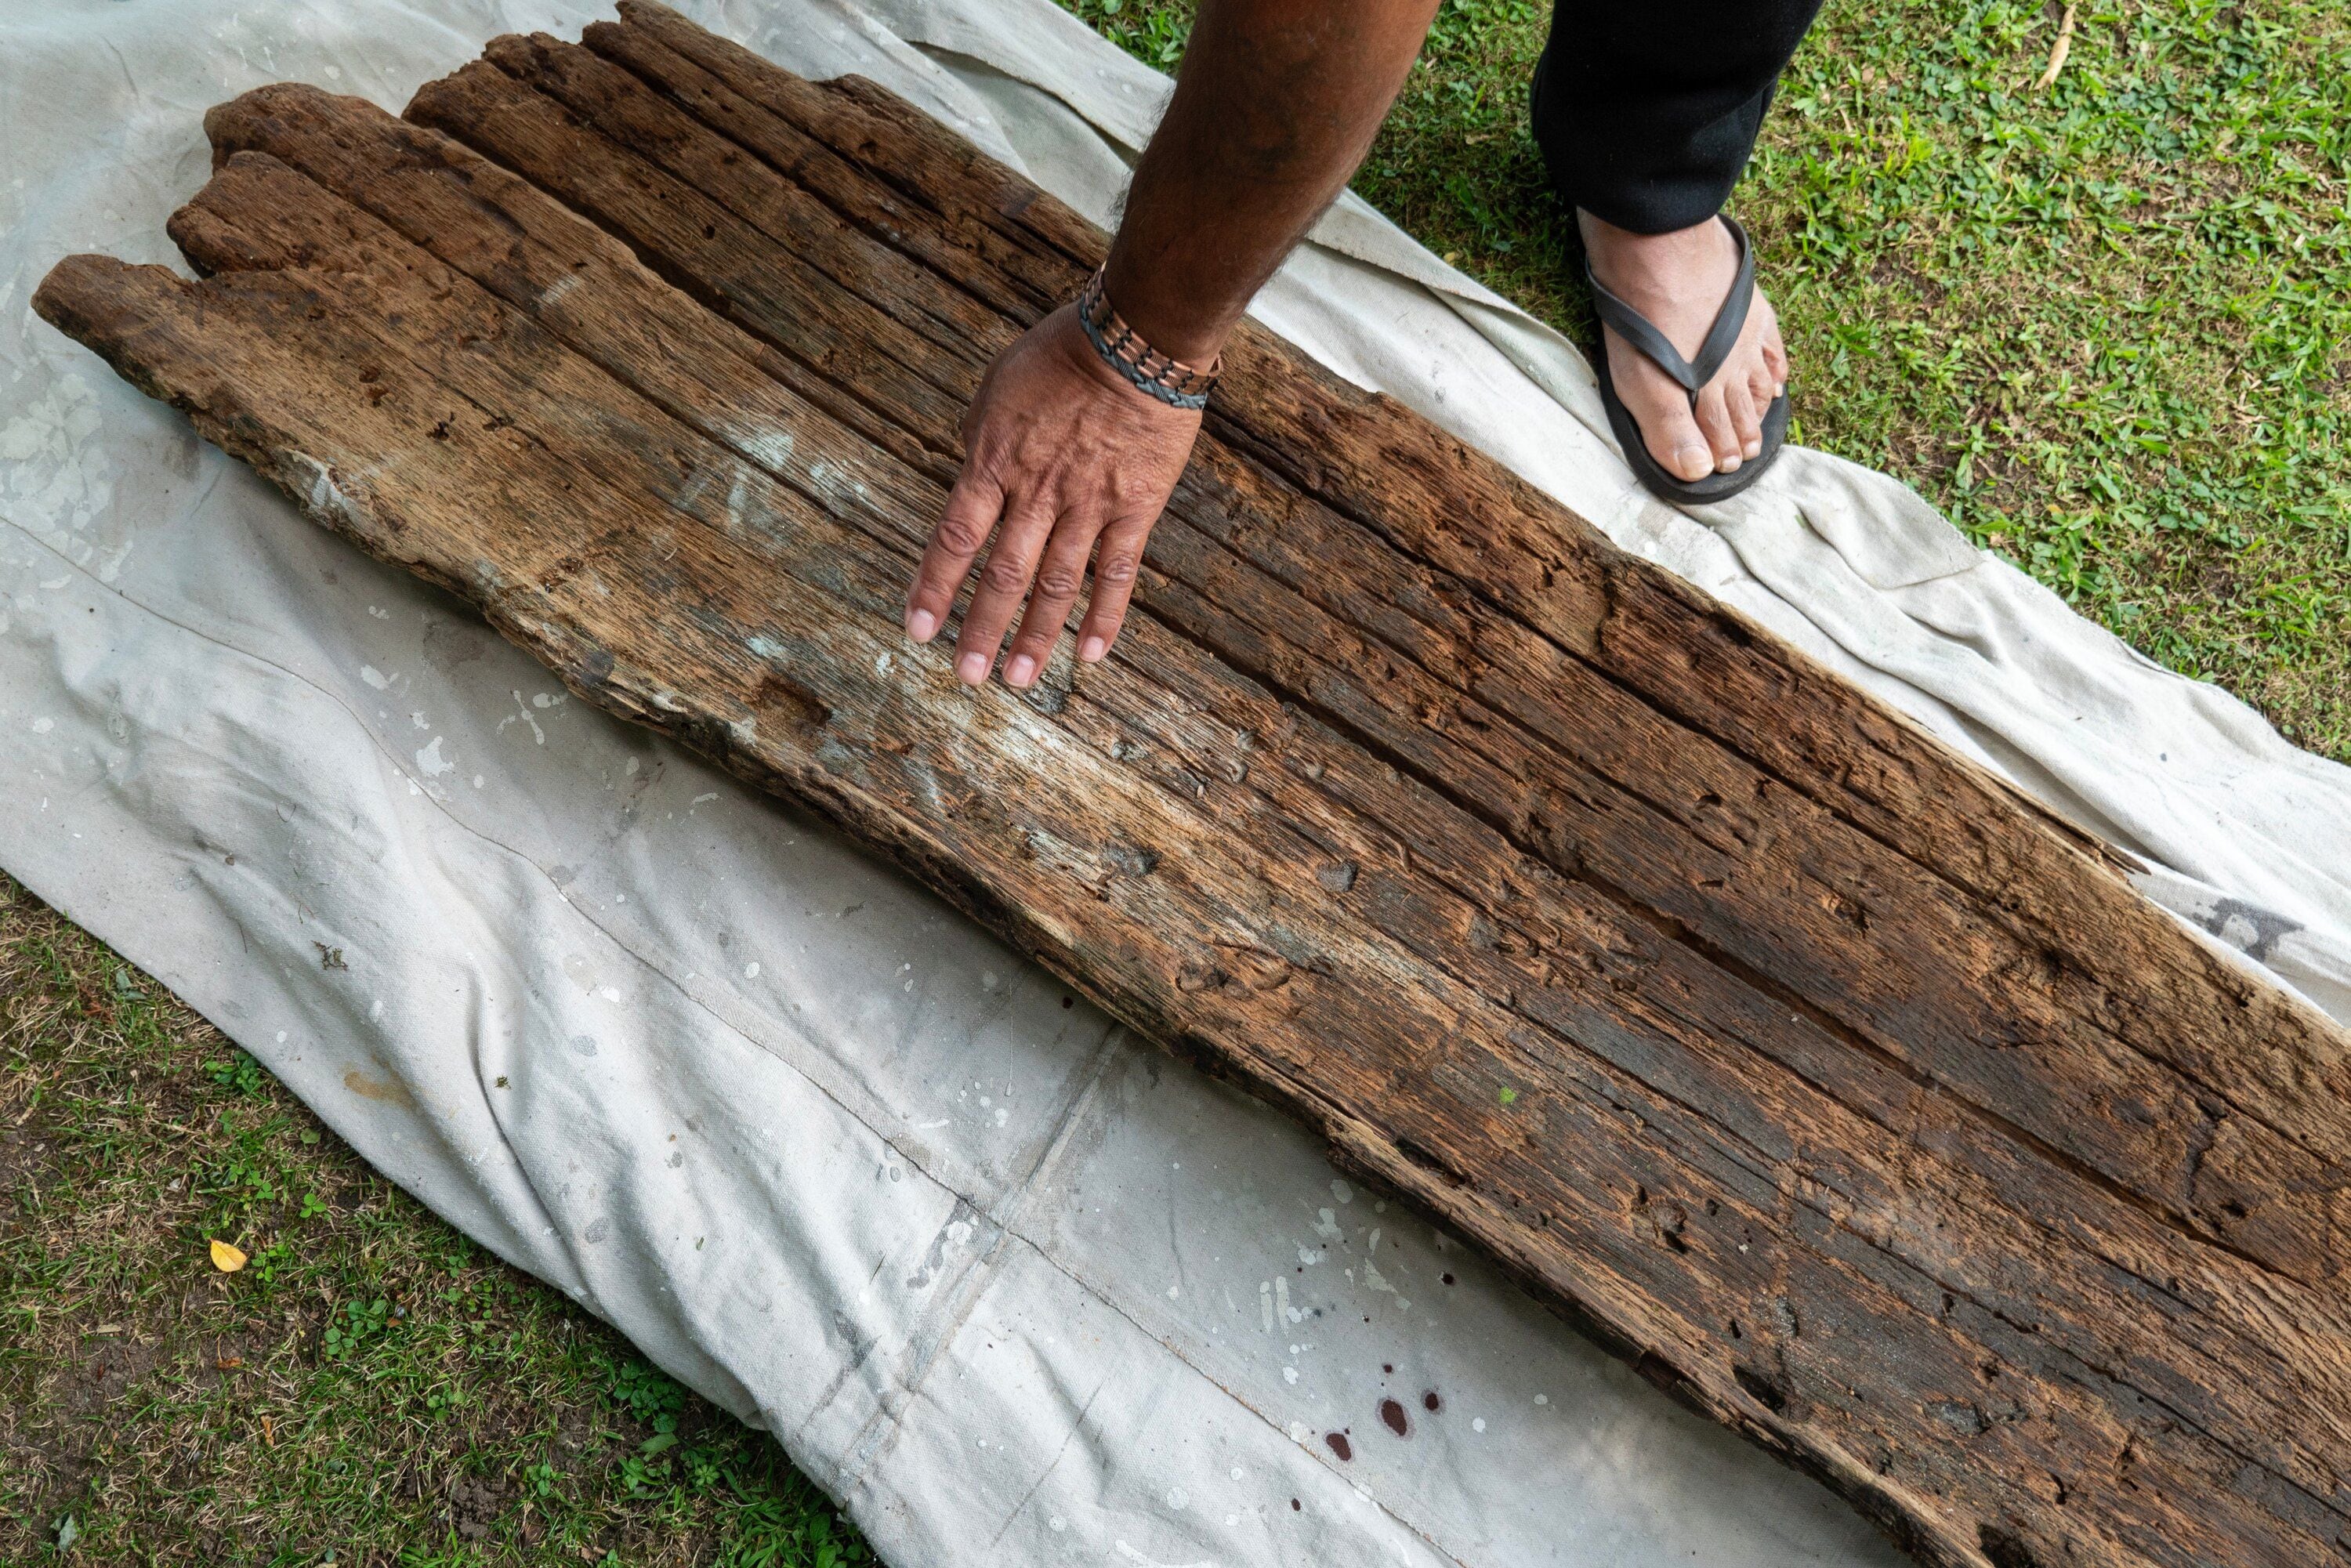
top-left (956, 650), bottom-right (989, 685)
top-left (1006, 653), bottom-right (1037, 688)
top-left (907, 607), bottom-right (936, 643)
top-left (1079, 636), bottom-right (1107, 663)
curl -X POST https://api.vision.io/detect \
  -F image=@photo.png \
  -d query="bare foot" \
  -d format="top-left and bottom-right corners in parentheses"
top-left (1580, 210), bottom-right (1788, 482)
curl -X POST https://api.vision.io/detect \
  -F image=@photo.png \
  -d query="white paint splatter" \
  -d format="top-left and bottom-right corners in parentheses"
top-left (536, 270), bottom-right (585, 310)
top-left (1, 373), bottom-right (117, 555)
top-left (498, 690), bottom-right (545, 744)
top-left (30, 716), bottom-right (53, 734)
top-left (1361, 1229), bottom-right (1397, 1296)
top-left (415, 737), bottom-right (454, 777)
top-left (1113, 1543), bottom-right (1213, 1568)
top-left (718, 418), bottom-right (795, 474)
top-left (360, 665), bottom-right (392, 690)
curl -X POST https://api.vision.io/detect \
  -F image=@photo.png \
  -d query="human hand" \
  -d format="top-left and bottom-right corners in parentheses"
top-left (904, 302), bottom-right (1202, 688)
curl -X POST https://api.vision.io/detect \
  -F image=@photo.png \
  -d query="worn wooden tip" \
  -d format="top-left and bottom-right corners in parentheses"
top-left (31, 253), bottom-right (178, 346)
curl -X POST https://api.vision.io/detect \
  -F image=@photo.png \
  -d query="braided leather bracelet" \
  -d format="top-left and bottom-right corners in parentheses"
top-left (1074, 268), bottom-right (1219, 411)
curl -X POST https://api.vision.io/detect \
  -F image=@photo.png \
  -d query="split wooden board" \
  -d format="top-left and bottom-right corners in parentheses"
top-left (31, 9), bottom-right (2351, 1564)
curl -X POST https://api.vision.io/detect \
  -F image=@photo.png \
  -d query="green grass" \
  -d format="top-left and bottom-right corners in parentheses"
top-left (0, 873), bottom-right (874, 1566)
top-left (1068, 0), bottom-right (2351, 759)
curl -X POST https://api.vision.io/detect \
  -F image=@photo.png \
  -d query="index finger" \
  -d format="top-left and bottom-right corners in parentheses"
top-left (906, 467), bottom-right (1005, 644)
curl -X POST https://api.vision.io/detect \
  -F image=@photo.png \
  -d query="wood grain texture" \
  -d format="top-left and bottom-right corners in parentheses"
top-left (30, 9), bottom-right (2351, 1563)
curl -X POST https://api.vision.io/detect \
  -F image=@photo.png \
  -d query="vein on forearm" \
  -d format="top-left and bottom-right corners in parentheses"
top-left (1101, 0), bottom-right (1441, 364)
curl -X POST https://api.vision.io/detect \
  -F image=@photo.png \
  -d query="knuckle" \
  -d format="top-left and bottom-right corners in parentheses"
top-left (980, 555), bottom-right (1035, 596)
top-left (1034, 563), bottom-right (1085, 599)
top-left (933, 512), bottom-right (991, 556)
top-left (1096, 552), bottom-right (1139, 586)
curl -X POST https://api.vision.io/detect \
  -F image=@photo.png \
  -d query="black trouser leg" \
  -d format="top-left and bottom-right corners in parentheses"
top-left (1530, 0), bottom-right (1826, 234)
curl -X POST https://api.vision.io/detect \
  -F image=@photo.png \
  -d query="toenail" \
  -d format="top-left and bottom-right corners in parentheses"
top-left (1718, 454), bottom-right (1742, 474)
top-left (1744, 439), bottom-right (1762, 458)
top-left (1672, 443), bottom-right (1712, 479)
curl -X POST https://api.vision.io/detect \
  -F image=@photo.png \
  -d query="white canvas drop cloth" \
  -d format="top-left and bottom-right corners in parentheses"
top-left (5, 2), bottom-right (2348, 1564)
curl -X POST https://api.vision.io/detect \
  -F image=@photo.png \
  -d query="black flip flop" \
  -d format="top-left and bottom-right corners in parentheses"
top-left (1585, 215), bottom-right (1789, 505)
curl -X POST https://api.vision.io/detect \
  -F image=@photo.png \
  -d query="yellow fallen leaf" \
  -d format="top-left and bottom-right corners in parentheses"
top-left (209, 1238), bottom-right (248, 1273)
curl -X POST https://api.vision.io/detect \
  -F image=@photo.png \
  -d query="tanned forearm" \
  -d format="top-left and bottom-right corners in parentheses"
top-left (907, 0), bottom-right (1439, 688)
top-left (1102, 0), bottom-right (1444, 365)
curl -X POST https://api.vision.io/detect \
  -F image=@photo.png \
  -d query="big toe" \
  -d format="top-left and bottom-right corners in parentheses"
top-left (1609, 335), bottom-right (1715, 481)
top-left (1654, 410), bottom-right (1717, 481)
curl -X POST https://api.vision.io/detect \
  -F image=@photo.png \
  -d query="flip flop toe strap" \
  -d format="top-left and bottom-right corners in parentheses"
top-left (1585, 216), bottom-right (1759, 411)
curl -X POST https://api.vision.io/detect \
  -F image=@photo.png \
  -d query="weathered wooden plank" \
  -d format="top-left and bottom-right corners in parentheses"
top-left (32, 14), bottom-right (2351, 1566)
top-left (400, 31), bottom-right (2351, 1288)
top-left (599, 2), bottom-right (2351, 1185)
